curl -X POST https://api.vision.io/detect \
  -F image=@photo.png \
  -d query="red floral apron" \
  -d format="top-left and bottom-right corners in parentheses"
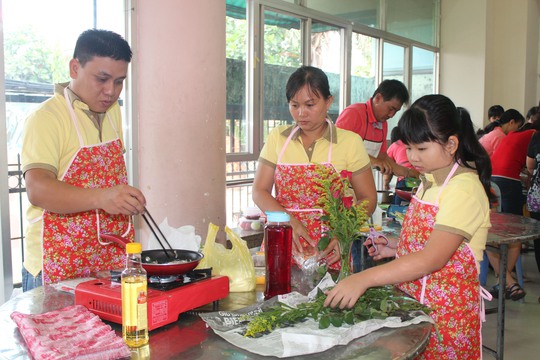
top-left (275, 119), bottom-right (340, 270)
top-left (41, 88), bottom-right (134, 284)
top-left (397, 163), bottom-right (483, 359)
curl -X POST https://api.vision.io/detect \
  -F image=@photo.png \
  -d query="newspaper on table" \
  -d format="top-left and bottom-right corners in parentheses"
top-left (200, 273), bottom-right (434, 358)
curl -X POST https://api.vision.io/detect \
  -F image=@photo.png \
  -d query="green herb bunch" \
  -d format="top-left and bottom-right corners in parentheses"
top-left (313, 165), bottom-right (369, 274)
top-left (241, 286), bottom-right (430, 338)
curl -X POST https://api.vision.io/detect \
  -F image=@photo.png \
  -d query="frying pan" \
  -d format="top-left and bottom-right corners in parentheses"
top-left (101, 233), bottom-right (204, 276)
top-left (394, 186), bottom-right (418, 202)
top-left (394, 188), bottom-right (413, 202)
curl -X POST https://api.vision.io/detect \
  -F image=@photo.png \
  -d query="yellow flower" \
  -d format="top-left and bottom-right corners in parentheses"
top-left (313, 164), bottom-right (369, 274)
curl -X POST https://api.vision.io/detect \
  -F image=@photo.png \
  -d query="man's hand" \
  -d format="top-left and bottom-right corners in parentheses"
top-left (97, 185), bottom-right (146, 215)
top-left (25, 168), bottom-right (146, 215)
top-left (370, 155), bottom-right (394, 175)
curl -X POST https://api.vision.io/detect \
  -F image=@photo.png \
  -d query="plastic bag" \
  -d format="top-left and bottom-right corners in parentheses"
top-left (197, 223), bottom-right (255, 292)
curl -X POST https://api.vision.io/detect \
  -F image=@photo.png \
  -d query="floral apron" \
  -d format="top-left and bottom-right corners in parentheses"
top-left (396, 163), bottom-right (483, 359)
top-left (275, 119), bottom-right (340, 270)
top-left (41, 88), bottom-right (134, 284)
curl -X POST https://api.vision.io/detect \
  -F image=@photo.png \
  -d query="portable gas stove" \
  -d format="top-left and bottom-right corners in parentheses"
top-left (75, 268), bottom-right (229, 330)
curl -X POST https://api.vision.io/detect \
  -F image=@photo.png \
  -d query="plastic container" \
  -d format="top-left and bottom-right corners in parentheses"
top-left (372, 206), bottom-right (384, 227)
top-left (121, 242), bottom-right (149, 347)
top-left (238, 217), bottom-right (263, 230)
top-left (238, 206), bottom-right (263, 230)
top-left (243, 206), bottom-right (262, 220)
top-left (264, 212), bottom-right (292, 299)
top-left (255, 267), bottom-right (266, 285)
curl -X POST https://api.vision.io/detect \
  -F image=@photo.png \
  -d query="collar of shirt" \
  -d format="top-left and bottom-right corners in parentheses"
top-left (420, 161), bottom-right (477, 191)
top-left (281, 121), bottom-right (339, 144)
top-left (366, 97), bottom-right (381, 128)
top-left (57, 82), bottom-right (106, 130)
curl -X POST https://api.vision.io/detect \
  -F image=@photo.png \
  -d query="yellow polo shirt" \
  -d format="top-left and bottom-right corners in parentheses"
top-left (259, 123), bottom-right (371, 175)
top-left (415, 163), bottom-right (491, 264)
top-left (21, 83), bottom-right (125, 276)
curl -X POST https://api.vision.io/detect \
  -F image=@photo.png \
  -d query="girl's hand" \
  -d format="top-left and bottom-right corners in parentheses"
top-left (365, 236), bottom-right (397, 260)
top-left (324, 274), bottom-right (368, 309)
top-left (319, 237), bottom-right (340, 266)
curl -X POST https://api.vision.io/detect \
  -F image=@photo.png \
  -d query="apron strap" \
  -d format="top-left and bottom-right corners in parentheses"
top-left (63, 87), bottom-right (122, 148)
top-left (97, 213), bottom-right (132, 245)
top-left (479, 286), bottom-right (493, 322)
top-left (415, 162), bottom-right (460, 206)
top-left (419, 275), bottom-right (428, 304)
top-left (436, 162), bottom-right (460, 204)
top-left (64, 87), bottom-right (84, 147)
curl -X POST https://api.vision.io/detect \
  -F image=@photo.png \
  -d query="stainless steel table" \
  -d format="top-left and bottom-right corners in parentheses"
top-left (0, 284), bottom-right (431, 359)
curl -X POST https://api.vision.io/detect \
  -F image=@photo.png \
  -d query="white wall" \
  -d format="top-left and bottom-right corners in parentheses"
top-left (133, 0), bottom-right (227, 245)
top-left (440, 0), bottom-right (488, 127)
top-left (441, 0), bottom-right (540, 128)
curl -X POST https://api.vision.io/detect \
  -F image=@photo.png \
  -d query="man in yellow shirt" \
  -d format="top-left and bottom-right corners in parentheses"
top-left (21, 29), bottom-right (146, 290)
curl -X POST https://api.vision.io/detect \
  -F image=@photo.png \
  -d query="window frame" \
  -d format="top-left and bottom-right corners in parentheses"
top-left (225, 0), bottom-right (440, 166)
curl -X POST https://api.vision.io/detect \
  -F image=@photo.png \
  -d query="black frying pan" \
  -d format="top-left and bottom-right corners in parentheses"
top-left (100, 233), bottom-right (203, 276)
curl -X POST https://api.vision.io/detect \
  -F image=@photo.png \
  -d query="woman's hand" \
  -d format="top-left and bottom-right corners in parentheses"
top-left (290, 215), bottom-right (316, 257)
top-left (318, 237), bottom-right (341, 265)
top-left (365, 236), bottom-right (397, 260)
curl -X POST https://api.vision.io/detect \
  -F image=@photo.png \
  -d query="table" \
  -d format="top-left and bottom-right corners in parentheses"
top-left (382, 212), bottom-right (540, 360)
top-left (0, 285), bottom-right (432, 360)
top-left (483, 212), bottom-right (540, 360)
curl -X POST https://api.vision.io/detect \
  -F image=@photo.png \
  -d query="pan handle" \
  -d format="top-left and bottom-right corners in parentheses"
top-left (100, 233), bottom-right (131, 248)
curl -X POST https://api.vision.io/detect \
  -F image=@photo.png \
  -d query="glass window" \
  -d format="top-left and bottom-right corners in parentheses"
top-left (382, 41), bottom-right (406, 131)
top-left (3, 0), bottom-right (126, 285)
top-left (226, 4), bottom-right (248, 154)
top-left (311, 22), bottom-right (342, 119)
top-left (350, 32), bottom-right (377, 104)
top-left (386, 0), bottom-right (438, 46)
top-left (262, 9), bottom-right (302, 140)
top-left (306, 0), bottom-right (380, 28)
top-left (411, 47), bottom-right (436, 103)
top-left (224, 1), bottom-right (440, 226)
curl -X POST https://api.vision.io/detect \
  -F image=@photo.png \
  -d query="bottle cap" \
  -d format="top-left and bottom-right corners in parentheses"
top-left (265, 211), bottom-right (290, 222)
top-left (126, 242), bottom-right (142, 254)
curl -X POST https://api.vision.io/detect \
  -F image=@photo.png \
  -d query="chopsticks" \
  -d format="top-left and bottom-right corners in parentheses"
top-left (141, 208), bottom-right (174, 259)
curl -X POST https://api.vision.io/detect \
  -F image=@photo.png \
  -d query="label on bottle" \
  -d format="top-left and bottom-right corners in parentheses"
top-left (122, 276), bottom-right (149, 347)
top-left (137, 290), bottom-right (148, 329)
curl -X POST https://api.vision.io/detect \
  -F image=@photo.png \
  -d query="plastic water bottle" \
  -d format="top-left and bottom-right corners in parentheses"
top-left (264, 211), bottom-right (292, 299)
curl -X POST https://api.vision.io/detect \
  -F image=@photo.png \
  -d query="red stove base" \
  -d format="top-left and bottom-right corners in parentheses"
top-left (75, 275), bottom-right (229, 331)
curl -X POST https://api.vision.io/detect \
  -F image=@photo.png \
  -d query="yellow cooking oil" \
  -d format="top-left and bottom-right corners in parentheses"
top-left (121, 242), bottom-right (149, 347)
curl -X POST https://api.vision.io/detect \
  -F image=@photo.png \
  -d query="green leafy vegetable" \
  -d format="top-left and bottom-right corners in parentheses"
top-left (241, 286), bottom-right (430, 338)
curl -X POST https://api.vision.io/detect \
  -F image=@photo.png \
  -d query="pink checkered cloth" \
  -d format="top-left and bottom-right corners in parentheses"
top-left (11, 305), bottom-right (131, 360)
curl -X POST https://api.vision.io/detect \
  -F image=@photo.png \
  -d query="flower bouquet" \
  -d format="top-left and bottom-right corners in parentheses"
top-left (313, 165), bottom-right (369, 281)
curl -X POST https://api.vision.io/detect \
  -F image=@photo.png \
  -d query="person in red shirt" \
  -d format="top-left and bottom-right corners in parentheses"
top-left (478, 109), bottom-right (524, 156)
top-left (488, 115), bottom-right (540, 301)
top-left (336, 80), bottom-right (410, 177)
top-left (383, 126), bottom-right (420, 205)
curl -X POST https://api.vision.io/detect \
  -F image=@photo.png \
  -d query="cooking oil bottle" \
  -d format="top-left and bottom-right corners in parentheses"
top-left (121, 242), bottom-right (149, 347)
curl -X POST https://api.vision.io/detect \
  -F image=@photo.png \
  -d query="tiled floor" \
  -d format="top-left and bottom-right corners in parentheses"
top-left (482, 249), bottom-right (540, 358)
